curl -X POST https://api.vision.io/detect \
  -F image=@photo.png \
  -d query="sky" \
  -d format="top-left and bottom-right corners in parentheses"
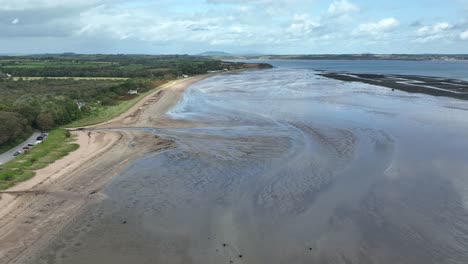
top-left (1, 0), bottom-right (468, 54)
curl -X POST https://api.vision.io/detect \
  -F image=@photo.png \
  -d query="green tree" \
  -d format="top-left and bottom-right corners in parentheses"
top-left (13, 95), bottom-right (41, 125)
top-left (36, 112), bottom-right (55, 131)
top-left (0, 111), bottom-right (30, 144)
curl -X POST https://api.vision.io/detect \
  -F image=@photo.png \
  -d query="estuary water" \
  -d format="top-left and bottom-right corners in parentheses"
top-left (38, 63), bottom-right (468, 264)
top-left (238, 59), bottom-right (468, 80)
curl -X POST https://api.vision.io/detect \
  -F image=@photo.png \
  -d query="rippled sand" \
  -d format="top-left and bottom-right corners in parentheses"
top-left (35, 69), bottom-right (468, 264)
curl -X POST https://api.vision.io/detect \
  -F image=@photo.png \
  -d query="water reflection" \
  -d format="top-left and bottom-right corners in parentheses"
top-left (39, 68), bottom-right (468, 264)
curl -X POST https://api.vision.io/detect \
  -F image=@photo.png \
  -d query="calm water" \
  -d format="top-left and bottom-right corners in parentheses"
top-left (238, 59), bottom-right (468, 80)
top-left (37, 62), bottom-right (468, 264)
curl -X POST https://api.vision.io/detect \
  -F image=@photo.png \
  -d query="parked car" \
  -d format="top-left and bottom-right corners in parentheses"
top-left (35, 140), bottom-right (42, 145)
top-left (13, 150), bottom-right (22, 156)
top-left (27, 143), bottom-right (34, 147)
top-left (22, 146), bottom-right (31, 150)
top-left (36, 136), bottom-right (44, 140)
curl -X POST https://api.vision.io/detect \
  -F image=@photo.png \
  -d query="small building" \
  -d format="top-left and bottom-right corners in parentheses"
top-left (6, 73), bottom-right (12, 78)
top-left (76, 101), bottom-right (87, 110)
top-left (182, 74), bottom-right (189, 78)
top-left (128, 90), bottom-right (138, 95)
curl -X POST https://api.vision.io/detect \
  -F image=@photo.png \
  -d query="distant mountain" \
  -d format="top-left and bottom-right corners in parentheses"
top-left (198, 51), bottom-right (232, 56)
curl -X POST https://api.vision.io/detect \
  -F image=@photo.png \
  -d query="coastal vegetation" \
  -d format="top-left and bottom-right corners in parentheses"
top-left (0, 54), bottom-right (254, 78)
top-left (0, 54), bottom-right (268, 149)
top-left (65, 80), bottom-right (168, 128)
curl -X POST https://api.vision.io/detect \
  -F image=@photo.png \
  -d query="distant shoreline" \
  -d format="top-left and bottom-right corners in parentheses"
top-left (215, 54), bottom-right (468, 61)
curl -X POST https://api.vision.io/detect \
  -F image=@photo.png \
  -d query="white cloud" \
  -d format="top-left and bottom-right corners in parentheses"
top-left (75, 5), bottom-right (262, 46)
top-left (461, 30), bottom-right (468, 40)
top-left (0, 0), bottom-right (102, 10)
top-left (417, 22), bottom-right (452, 36)
top-left (353, 18), bottom-right (399, 38)
top-left (287, 14), bottom-right (321, 36)
top-left (327, 0), bottom-right (359, 16)
top-left (415, 22), bottom-right (454, 42)
top-left (207, 0), bottom-right (307, 4)
top-left (0, 0), bottom-right (466, 54)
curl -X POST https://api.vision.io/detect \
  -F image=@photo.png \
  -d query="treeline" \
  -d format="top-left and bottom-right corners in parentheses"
top-left (0, 55), bottom-right (227, 78)
top-left (0, 78), bottom-right (153, 145)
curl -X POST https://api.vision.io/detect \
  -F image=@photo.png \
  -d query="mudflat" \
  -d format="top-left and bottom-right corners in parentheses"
top-left (0, 75), bottom-right (211, 264)
top-left (319, 72), bottom-right (468, 100)
top-left (25, 67), bottom-right (468, 264)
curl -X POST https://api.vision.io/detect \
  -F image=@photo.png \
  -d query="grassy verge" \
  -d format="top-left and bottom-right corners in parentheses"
top-left (65, 81), bottom-right (170, 128)
top-left (0, 129), bottom-right (79, 190)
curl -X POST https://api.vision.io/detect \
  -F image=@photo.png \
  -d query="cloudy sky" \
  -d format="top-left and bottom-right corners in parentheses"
top-left (1, 0), bottom-right (468, 54)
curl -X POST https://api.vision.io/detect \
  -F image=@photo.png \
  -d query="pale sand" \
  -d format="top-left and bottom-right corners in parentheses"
top-left (0, 75), bottom-right (211, 264)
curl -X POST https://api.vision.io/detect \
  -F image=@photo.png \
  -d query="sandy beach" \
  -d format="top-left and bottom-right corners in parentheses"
top-left (0, 75), bottom-right (210, 264)
top-left (3, 65), bottom-right (468, 264)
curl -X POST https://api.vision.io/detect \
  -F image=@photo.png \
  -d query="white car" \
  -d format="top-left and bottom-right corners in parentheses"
top-left (35, 140), bottom-right (43, 145)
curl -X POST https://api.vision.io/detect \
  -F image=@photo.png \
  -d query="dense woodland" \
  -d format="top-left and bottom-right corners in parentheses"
top-left (0, 54), bottom-right (268, 147)
top-left (0, 54), bottom-right (244, 78)
top-left (0, 78), bottom-right (154, 145)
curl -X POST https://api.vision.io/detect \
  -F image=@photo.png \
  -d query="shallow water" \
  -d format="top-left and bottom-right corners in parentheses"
top-left (38, 68), bottom-right (468, 264)
top-left (235, 59), bottom-right (468, 80)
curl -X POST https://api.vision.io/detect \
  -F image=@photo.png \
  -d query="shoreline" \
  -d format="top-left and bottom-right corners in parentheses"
top-left (0, 73), bottom-right (213, 263)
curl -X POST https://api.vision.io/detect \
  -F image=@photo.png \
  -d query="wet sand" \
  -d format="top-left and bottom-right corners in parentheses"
top-left (4, 68), bottom-right (468, 264)
top-left (320, 72), bottom-right (468, 100)
top-left (0, 75), bottom-right (211, 264)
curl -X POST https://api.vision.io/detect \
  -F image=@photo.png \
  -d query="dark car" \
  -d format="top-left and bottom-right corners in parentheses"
top-left (14, 150), bottom-right (22, 156)
top-left (27, 143), bottom-right (34, 147)
top-left (36, 136), bottom-right (44, 140)
top-left (22, 146), bottom-right (31, 150)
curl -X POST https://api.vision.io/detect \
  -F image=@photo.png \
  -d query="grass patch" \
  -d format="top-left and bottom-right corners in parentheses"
top-left (0, 129), bottom-right (79, 190)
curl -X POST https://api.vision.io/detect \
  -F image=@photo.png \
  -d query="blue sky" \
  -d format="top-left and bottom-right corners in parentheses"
top-left (1, 0), bottom-right (468, 54)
